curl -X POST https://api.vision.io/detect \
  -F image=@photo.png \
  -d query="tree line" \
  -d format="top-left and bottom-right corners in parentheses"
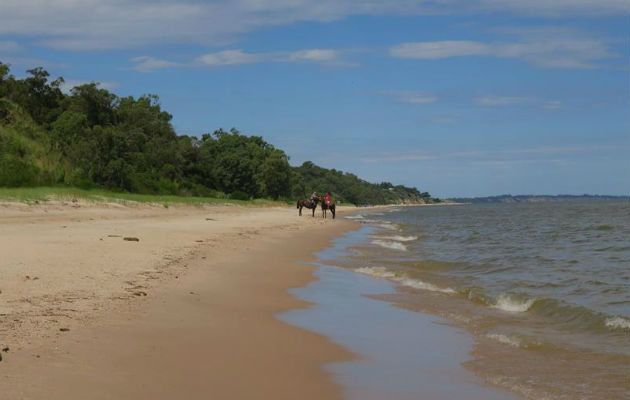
top-left (0, 62), bottom-right (435, 204)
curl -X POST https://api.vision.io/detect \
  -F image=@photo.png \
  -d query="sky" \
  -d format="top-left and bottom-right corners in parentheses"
top-left (0, 0), bottom-right (628, 197)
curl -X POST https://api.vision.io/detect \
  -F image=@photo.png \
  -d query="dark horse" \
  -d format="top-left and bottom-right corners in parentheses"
top-left (297, 198), bottom-right (319, 217)
top-left (321, 199), bottom-right (336, 219)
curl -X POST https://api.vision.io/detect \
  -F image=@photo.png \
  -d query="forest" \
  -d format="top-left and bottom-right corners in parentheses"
top-left (0, 62), bottom-right (435, 205)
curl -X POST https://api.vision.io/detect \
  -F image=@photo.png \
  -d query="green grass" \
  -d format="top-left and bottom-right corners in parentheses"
top-left (0, 186), bottom-right (283, 207)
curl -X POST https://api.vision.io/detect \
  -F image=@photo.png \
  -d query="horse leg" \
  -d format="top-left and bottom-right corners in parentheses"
top-left (298, 205), bottom-right (302, 216)
top-left (312, 206), bottom-right (315, 218)
top-left (332, 207), bottom-right (335, 219)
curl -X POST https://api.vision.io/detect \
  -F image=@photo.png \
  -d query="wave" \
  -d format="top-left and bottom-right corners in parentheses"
top-left (398, 278), bottom-right (457, 294)
top-left (484, 294), bottom-right (630, 333)
top-left (492, 293), bottom-right (536, 313)
top-left (355, 267), bottom-right (455, 294)
top-left (355, 266), bottom-right (397, 279)
top-left (360, 219), bottom-right (400, 231)
top-left (605, 317), bottom-right (630, 330)
top-left (371, 240), bottom-right (407, 251)
top-left (344, 215), bottom-right (364, 220)
top-left (372, 235), bottom-right (418, 242)
top-left (376, 223), bottom-right (399, 231)
top-left (486, 333), bottom-right (522, 347)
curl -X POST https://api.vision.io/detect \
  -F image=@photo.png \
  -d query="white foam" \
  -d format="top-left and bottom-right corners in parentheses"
top-left (345, 215), bottom-right (364, 220)
top-left (356, 267), bottom-right (456, 294)
top-left (398, 278), bottom-right (457, 294)
top-left (486, 333), bottom-right (521, 347)
top-left (356, 266), bottom-right (397, 279)
top-left (360, 219), bottom-right (399, 230)
top-left (372, 235), bottom-right (418, 242)
top-left (377, 223), bottom-right (399, 231)
top-left (492, 294), bottom-right (535, 313)
top-left (371, 240), bottom-right (408, 251)
top-left (605, 317), bottom-right (630, 330)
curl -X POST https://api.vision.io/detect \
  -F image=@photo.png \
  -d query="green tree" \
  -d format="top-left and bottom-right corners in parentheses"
top-left (261, 149), bottom-right (291, 199)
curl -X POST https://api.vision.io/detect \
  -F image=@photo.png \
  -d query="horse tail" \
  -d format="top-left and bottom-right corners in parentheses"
top-left (296, 200), bottom-right (300, 209)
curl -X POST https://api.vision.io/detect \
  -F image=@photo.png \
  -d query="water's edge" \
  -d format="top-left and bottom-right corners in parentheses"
top-left (278, 226), bottom-right (521, 400)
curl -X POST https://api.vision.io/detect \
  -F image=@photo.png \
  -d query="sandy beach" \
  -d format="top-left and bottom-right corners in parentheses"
top-left (0, 200), bottom-right (355, 399)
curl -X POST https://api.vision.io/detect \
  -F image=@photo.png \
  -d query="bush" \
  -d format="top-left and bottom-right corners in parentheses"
top-left (0, 155), bottom-right (40, 186)
top-left (67, 168), bottom-right (95, 189)
top-left (229, 190), bottom-right (250, 200)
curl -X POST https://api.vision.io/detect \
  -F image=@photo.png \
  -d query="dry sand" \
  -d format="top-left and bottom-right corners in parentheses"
top-left (0, 200), bottom-right (356, 399)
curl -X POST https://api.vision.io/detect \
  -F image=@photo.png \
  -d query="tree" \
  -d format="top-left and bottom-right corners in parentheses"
top-left (261, 150), bottom-right (291, 199)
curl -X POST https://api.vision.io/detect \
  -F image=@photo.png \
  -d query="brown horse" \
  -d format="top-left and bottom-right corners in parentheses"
top-left (321, 199), bottom-right (336, 219)
top-left (297, 198), bottom-right (319, 217)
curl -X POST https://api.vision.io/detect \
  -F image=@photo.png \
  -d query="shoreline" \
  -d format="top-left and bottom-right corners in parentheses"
top-left (281, 225), bottom-right (522, 400)
top-left (0, 201), bottom-right (358, 399)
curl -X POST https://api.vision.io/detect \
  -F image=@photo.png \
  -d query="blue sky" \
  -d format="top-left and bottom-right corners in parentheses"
top-left (0, 1), bottom-right (628, 197)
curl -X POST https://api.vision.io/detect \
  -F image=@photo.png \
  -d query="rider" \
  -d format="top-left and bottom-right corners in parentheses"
top-left (310, 191), bottom-right (318, 203)
top-left (325, 192), bottom-right (331, 206)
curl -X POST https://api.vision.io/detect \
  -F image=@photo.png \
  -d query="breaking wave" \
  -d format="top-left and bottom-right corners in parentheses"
top-left (605, 317), bottom-right (630, 330)
top-left (371, 240), bottom-right (408, 251)
top-left (355, 267), bottom-right (455, 294)
top-left (486, 333), bottom-right (522, 347)
top-left (398, 278), bottom-right (457, 294)
top-left (372, 235), bottom-right (418, 242)
top-left (355, 266), bottom-right (397, 279)
top-left (492, 293), bottom-right (536, 313)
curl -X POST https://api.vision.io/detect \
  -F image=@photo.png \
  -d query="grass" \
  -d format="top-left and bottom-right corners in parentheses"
top-left (0, 186), bottom-right (283, 207)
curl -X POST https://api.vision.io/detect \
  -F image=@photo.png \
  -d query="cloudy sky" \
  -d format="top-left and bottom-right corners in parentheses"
top-left (1, 0), bottom-right (628, 197)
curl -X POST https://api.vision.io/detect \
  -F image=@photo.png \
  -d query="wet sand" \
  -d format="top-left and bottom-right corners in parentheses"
top-left (281, 226), bottom-right (522, 400)
top-left (0, 201), bottom-right (355, 399)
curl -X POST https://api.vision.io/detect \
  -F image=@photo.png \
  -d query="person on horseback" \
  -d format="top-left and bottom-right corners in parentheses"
top-left (325, 192), bottom-right (331, 206)
top-left (309, 191), bottom-right (318, 205)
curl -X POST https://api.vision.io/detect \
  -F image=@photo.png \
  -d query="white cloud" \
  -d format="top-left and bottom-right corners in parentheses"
top-left (0, 1), bottom-right (626, 51)
top-left (474, 95), bottom-right (531, 106)
top-left (543, 100), bottom-right (563, 110)
top-left (287, 49), bottom-right (339, 63)
top-left (196, 50), bottom-right (263, 66)
top-left (479, 0), bottom-right (629, 17)
top-left (378, 91), bottom-right (438, 104)
top-left (390, 41), bottom-right (490, 59)
top-left (390, 28), bottom-right (616, 69)
top-left (130, 48), bottom-right (348, 70)
top-left (130, 56), bottom-right (181, 72)
top-left (472, 95), bottom-right (568, 109)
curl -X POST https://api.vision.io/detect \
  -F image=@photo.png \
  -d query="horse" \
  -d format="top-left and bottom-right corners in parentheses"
top-left (297, 198), bottom-right (319, 217)
top-left (321, 199), bottom-right (336, 219)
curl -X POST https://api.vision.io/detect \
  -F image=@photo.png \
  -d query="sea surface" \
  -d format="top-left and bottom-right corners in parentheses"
top-left (318, 200), bottom-right (629, 400)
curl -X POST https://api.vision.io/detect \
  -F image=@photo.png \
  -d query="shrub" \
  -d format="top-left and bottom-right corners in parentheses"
top-left (229, 190), bottom-right (250, 200)
top-left (0, 155), bottom-right (40, 187)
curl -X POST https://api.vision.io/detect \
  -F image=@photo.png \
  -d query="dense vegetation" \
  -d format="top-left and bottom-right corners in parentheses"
top-left (0, 62), bottom-right (435, 205)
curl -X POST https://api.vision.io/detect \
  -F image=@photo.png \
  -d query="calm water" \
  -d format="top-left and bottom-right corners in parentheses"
top-left (344, 200), bottom-right (630, 400)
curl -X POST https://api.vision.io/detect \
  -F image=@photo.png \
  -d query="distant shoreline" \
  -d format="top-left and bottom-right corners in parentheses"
top-left (448, 194), bottom-right (629, 204)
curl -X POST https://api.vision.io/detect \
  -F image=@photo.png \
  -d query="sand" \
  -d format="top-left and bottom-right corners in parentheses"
top-left (0, 200), bottom-right (356, 399)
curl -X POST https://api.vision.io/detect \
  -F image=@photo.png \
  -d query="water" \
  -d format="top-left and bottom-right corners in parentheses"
top-left (280, 228), bottom-right (520, 400)
top-left (342, 201), bottom-right (630, 400)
